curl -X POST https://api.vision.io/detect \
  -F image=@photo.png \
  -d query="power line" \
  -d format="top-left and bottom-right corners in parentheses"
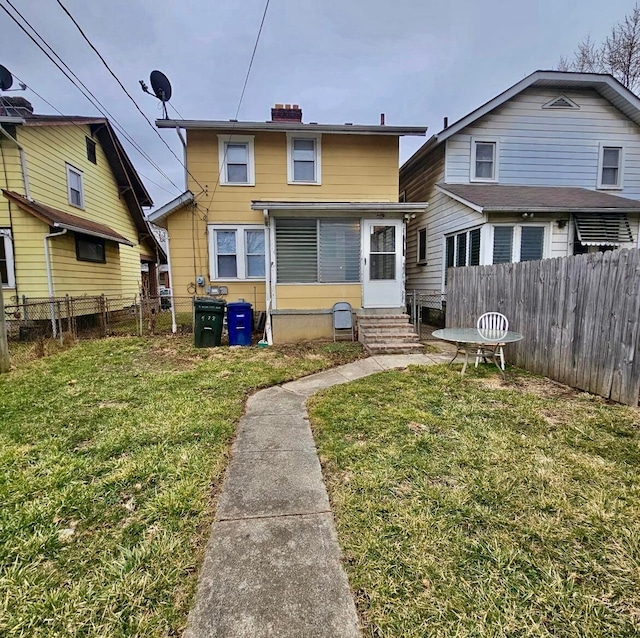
top-left (55, 0), bottom-right (205, 194)
top-left (0, 1), bottom-right (182, 193)
top-left (203, 0), bottom-right (271, 218)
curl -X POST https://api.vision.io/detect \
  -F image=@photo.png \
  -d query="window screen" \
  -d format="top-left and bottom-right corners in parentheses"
top-left (520, 227), bottom-right (544, 261)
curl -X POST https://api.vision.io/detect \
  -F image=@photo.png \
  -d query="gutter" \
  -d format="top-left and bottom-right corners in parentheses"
top-left (43, 228), bottom-right (67, 337)
top-left (0, 124), bottom-right (30, 199)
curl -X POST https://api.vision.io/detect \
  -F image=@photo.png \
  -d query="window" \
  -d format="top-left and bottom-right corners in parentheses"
top-left (471, 138), bottom-right (498, 182)
top-left (491, 225), bottom-right (545, 264)
top-left (0, 229), bottom-right (16, 288)
top-left (209, 225), bottom-right (265, 279)
top-left (86, 137), bottom-right (97, 164)
top-left (218, 135), bottom-right (255, 185)
top-left (287, 133), bottom-right (321, 184)
top-left (417, 227), bottom-right (427, 263)
top-left (598, 145), bottom-right (623, 189)
top-left (444, 228), bottom-right (481, 283)
top-left (66, 164), bottom-right (84, 208)
top-left (276, 218), bottom-right (360, 283)
top-left (75, 234), bottom-right (105, 263)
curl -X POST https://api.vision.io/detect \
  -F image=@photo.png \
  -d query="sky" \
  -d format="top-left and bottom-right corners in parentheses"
top-left (1, 0), bottom-right (636, 209)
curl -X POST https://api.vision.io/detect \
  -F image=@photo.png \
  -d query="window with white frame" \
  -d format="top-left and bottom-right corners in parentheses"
top-left (275, 218), bottom-right (359, 283)
top-left (218, 135), bottom-right (255, 185)
top-left (417, 227), bottom-right (427, 263)
top-left (444, 228), bottom-right (480, 284)
top-left (287, 134), bottom-right (321, 184)
top-left (597, 145), bottom-right (623, 189)
top-left (66, 164), bottom-right (84, 208)
top-left (471, 139), bottom-right (498, 182)
top-left (0, 229), bottom-right (15, 288)
top-left (209, 225), bottom-right (265, 280)
top-left (491, 224), bottom-right (545, 264)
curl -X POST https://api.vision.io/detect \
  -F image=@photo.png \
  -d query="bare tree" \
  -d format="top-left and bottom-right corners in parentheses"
top-left (560, 4), bottom-right (640, 92)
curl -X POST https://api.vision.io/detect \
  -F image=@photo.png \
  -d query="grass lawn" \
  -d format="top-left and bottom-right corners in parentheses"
top-left (309, 365), bottom-right (640, 637)
top-left (0, 336), bottom-right (363, 637)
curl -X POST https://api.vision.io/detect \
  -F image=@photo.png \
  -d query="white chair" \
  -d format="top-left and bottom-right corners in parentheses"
top-left (332, 302), bottom-right (354, 342)
top-left (475, 312), bottom-right (509, 370)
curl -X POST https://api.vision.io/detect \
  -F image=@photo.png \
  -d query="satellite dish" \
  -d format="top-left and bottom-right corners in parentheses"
top-left (150, 70), bottom-right (172, 102)
top-left (0, 65), bottom-right (13, 91)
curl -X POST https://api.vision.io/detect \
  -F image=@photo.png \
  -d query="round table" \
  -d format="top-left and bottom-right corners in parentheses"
top-left (432, 328), bottom-right (524, 377)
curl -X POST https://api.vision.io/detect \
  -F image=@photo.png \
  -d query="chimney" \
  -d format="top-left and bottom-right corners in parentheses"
top-left (271, 103), bottom-right (302, 122)
top-left (0, 96), bottom-right (34, 118)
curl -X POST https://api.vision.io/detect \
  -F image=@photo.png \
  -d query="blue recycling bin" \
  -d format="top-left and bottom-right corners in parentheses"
top-left (227, 302), bottom-right (253, 346)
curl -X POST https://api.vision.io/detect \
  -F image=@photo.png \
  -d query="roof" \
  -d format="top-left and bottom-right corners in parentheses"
top-left (3, 190), bottom-right (134, 245)
top-left (402, 70), bottom-right (640, 171)
top-left (22, 115), bottom-right (153, 221)
top-left (146, 190), bottom-right (194, 224)
top-left (251, 201), bottom-right (428, 213)
top-left (436, 184), bottom-right (640, 214)
top-left (156, 118), bottom-right (426, 137)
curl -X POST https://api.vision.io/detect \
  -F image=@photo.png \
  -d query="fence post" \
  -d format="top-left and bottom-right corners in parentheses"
top-left (22, 294), bottom-right (28, 321)
top-left (65, 294), bottom-right (72, 336)
top-left (0, 283), bottom-right (9, 373)
top-left (137, 295), bottom-right (143, 336)
top-left (57, 300), bottom-right (63, 344)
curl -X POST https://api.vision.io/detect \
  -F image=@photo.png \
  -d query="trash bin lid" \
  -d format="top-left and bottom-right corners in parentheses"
top-left (227, 301), bottom-right (252, 308)
top-left (194, 297), bottom-right (227, 308)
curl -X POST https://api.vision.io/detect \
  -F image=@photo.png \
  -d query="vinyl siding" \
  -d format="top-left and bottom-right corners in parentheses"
top-left (167, 130), bottom-right (400, 306)
top-left (5, 123), bottom-right (142, 299)
top-left (0, 134), bottom-right (22, 295)
top-left (446, 87), bottom-right (640, 197)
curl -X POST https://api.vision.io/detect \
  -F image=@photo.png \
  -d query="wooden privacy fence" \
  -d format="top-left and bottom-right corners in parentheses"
top-left (446, 248), bottom-right (640, 406)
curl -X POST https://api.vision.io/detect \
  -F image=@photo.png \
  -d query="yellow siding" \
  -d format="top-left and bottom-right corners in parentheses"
top-left (275, 284), bottom-right (361, 310)
top-left (4, 123), bottom-right (142, 299)
top-left (0, 135), bottom-right (22, 298)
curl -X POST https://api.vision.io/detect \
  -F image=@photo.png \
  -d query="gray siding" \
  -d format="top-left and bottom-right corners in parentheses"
top-left (446, 87), bottom-right (640, 199)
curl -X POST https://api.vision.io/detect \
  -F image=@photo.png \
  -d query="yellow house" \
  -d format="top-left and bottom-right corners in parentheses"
top-left (0, 97), bottom-right (159, 317)
top-left (149, 104), bottom-right (427, 345)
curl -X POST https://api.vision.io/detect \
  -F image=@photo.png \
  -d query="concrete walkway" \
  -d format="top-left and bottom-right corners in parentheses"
top-left (184, 352), bottom-right (450, 638)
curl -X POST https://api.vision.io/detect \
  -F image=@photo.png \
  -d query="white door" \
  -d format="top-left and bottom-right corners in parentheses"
top-left (362, 219), bottom-right (404, 308)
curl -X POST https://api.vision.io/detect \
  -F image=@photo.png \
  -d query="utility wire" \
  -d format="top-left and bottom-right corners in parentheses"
top-left (55, 0), bottom-right (205, 193)
top-left (0, 1), bottom-right (182, 193)
top-left (203, 0), bottom-right (271, 218)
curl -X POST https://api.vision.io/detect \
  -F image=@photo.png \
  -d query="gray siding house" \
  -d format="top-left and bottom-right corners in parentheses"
top-left (401, 70), bottom-right (640, 298)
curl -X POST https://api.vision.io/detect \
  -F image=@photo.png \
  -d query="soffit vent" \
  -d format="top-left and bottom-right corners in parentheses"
top-left (542, 95), bottom-right (580, 110)
top-left (574, 213), bottom-right (633, 246)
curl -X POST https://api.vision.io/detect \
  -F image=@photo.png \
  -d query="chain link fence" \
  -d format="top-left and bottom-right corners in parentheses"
top-left (406, 290), bottom-right (446, 340)
top-left (4, 294), bottom-right (197, 342)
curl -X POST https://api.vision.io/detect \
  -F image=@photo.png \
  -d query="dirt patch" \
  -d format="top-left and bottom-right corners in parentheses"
top-left (474, 375), bottom-right (579, 399)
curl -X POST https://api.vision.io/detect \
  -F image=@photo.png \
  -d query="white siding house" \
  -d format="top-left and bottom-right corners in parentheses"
top-left (401, 71), bottom-right (640, 300)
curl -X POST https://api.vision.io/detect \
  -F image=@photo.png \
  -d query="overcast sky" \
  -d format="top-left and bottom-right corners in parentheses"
top-left (1, 0), bottom-right (635, 209)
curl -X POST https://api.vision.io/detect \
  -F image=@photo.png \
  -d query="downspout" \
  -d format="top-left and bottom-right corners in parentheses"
top-left (175, 127), bottom-right (188, 189)
top-left (164, 229), bottom-right (177, 334)
top-left (44, 228), bottom-right (67, 337)
top-left (263, 208), bottom-right (273, 345)
top-left (0, 124), bottom-right (30, 199)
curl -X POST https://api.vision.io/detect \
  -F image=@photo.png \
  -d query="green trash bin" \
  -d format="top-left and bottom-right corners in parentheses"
top-left (194, 298), bottom-right (226, 347)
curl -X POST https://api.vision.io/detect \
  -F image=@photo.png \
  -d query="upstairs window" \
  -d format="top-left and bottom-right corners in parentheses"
top-left (287, 134), bottom-right (321, 184)
top-left (86, 137), bottom-right (97, 164)
top-left (471, 139), bottom-right (498, 182)
top-left (66, 164), bottom-right (84, 208)
top-left (218, 135), bottom-right (255, 185)
top-left (598, 145), bottom-right (623, 189)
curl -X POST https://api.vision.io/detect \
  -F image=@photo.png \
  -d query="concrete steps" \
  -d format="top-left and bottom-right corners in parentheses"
top-left (357, 313), bottom-right (423, 355)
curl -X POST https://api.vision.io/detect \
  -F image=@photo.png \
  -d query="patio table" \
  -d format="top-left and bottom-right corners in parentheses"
top-left (432, 327), bottom-right (524, 377)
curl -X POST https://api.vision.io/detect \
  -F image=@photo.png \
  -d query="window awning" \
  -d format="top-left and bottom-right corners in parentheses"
top-left (2, 190), bottom-right (134, 246)
top-left (574, 213), bottom-right (633, 246)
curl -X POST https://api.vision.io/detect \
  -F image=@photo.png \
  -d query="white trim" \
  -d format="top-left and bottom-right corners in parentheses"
top-left (597, 142), bottom-right (624, 190)
top-left (146, 190), bottom-right (194, 223)
top-left (470, 137), bottom-right (499, 183)
top-left (65, 163), bottom-right (84, 209)
top-left (435, 185), bottom-right (484, 213)
top-left (217, 134), bottom-right (255, 186)
top-left (286, 132), bottom-right (322, 185)
top-left (0, 228), bottom-right (15, 288)
top-left (208, 224), bottom-right (266, 280)
top-left (488, 222), bottom-right (552, 263)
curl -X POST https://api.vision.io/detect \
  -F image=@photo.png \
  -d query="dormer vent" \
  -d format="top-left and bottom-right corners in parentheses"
top-left (542, 95), bottom-right (580, 110)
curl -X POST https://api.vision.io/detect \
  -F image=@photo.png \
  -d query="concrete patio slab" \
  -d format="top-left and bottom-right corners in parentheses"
top-left (216, 450), bottom-right (330, 521)
top-left (184, 513), bottom-right (360, 638)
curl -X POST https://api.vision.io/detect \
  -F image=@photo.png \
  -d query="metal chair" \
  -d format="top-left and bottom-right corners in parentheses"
top-left (332, 302), bottom-right (354, 342)
top-left (475, 312), bottom-right (509, 370)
